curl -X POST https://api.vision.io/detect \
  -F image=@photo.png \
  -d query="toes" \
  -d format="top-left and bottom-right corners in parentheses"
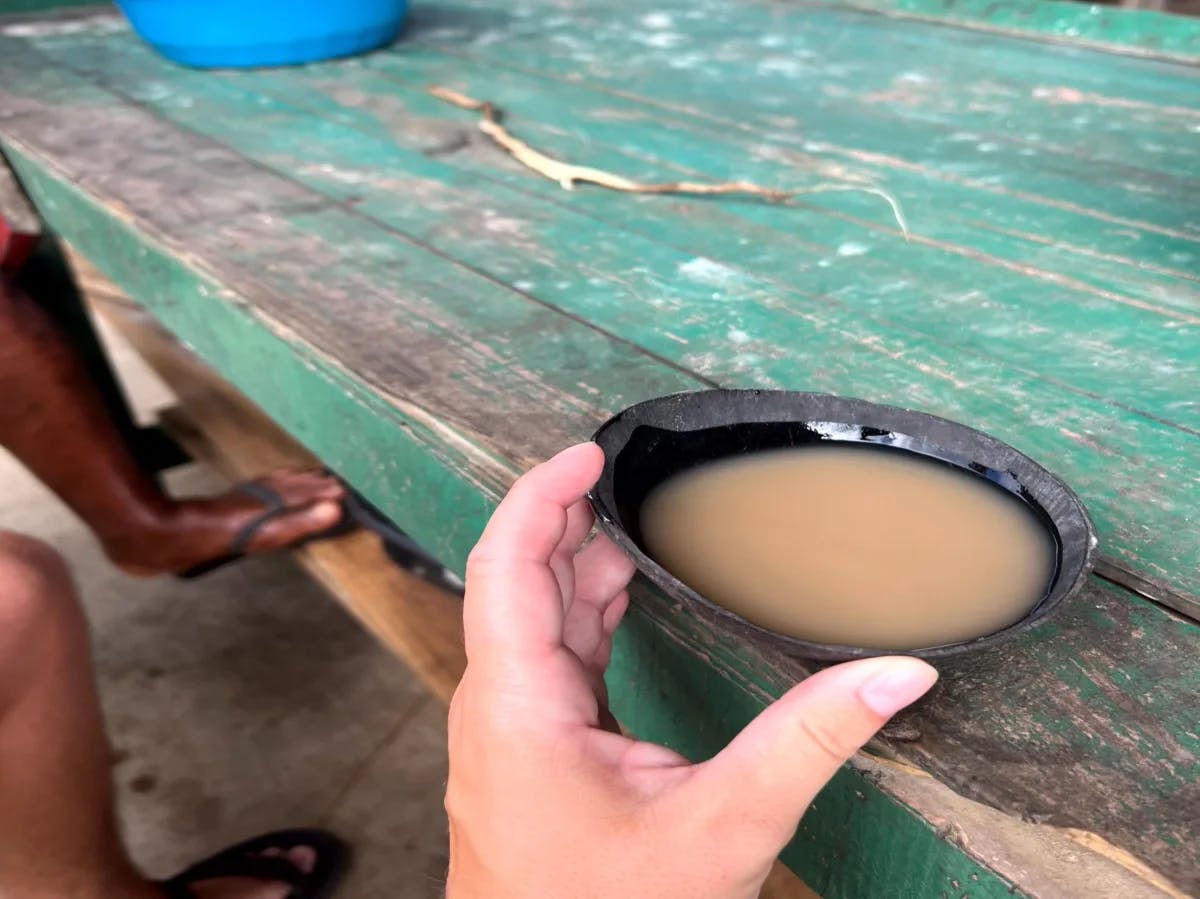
top-left (258, 469), bottom-right (347, 507)
top-left (248, 499), bottom-right (343, 553)
top-left (285, 845), bottom-right (318, 875)
top-left (260, 844), bottom-right (317, 875)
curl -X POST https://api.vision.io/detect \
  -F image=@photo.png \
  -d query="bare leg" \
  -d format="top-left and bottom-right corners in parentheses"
top-left (0, 531), bottom-right (310, 899)
top-left (0, 276), bottom-right (344, 576)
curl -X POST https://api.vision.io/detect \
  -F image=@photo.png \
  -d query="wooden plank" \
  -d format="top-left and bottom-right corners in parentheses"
top-left (392, 0), bottom-right (1200, 149)
top-left (828, 0), bottom-right (1200, 61)
top-left (10, 142), bottom-right (1194, 897)
top-left (20, 32), bottom-right (1199, 615)
top-left (270, 50), bottom-right (1200, 414)
top-left (0, 101), bottom-right (1025, 899)
top-left (33, 29), bottom-right (1200, 317)
top-left (69, 30), bottom-right (1200, 311)
top-left (72, 249), bottom-right (821, 899)
top-left (2, 22), bottom-right (1197, 897)
top-left (74, 257), bottom-right (469, 704)
top-left (0, 1), bottom-right (109, 16)
top-left (235, 49), bottom-right (1200, 319)
top-left (0, 148), bottom-right (39, 231)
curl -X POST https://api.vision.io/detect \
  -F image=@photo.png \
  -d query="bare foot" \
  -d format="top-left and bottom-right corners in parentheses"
top-left (169, 846), bottom-right (316, 899)
top-left (105, 470), bottom-right (347, 576)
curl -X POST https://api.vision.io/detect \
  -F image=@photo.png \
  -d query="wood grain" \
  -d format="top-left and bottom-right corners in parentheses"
top-left (2, 6), bottom-right (1197, 894)
top-left (75, 258), bottom-right (469, 703)
top-left (26, 27), bottom-right (1198, 618)
top-left (73, 251), bottom-right (820, 899)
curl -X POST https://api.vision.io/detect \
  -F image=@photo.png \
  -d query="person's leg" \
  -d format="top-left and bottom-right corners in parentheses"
top-left (0, 531), bottom-right (154, 899)
top-left (0, 275), bottom-right (344, 576)
top-left (0, 531), bottom-right (306, 899)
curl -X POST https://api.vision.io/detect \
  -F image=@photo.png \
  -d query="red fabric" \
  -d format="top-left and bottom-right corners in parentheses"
top-left (0, 216), bottom-right (38, 273)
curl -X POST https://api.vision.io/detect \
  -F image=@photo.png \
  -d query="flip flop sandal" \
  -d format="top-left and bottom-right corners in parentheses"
top-left (179, 477), bottom-right (463, 595)
top-left (159, 828), bottom-right (350, 899)
top-left (178, 481), bottom-right (355, 579)
top-left (342, 490), bottom-right (465, 596)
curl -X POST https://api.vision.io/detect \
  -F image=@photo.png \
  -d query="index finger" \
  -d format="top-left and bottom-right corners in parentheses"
top-left (463, 442), bottom-right (605, 664)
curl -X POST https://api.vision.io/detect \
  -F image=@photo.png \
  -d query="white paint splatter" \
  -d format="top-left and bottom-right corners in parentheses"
top-left (757, 57), bottom-right (805, 78)
top-left (679, 256), bottom-right (737, 284)
top-left (760, 34), bottom-right (786, 48)
top-left (514, 280), bottom-right (535, 291)
top-left (641, 31), bottom-right (684, 49)
top-left (728, 328), bottom-right (751, 345)
top-left (640, 12), bottom-right (673, 28)
top-left (3, 13), bottom-right (124, 36)
top-left (482, 211), bottom-right (525, 236)
top-left (666, 53), bottom-right (704, 70)
top-left (837, 242), bottom-right (869, 257)
top-left (302, 163), bottom-right (373, 185)
top-left (976, 142), bottom-right (1000, 153)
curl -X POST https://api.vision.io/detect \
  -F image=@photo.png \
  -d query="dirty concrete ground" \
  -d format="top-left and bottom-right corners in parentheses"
top-left (0, 323), bottom-right (450, 897)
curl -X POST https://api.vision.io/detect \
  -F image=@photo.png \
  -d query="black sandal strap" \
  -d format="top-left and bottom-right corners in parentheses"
top-left (161, 828), bottom-right (350, 899)
top-left (168, 853), bottom-right (306, 891)
top-left (228, 482), bottom-right (291, 556)
top-left (159, 881), bottom-right (196, 899)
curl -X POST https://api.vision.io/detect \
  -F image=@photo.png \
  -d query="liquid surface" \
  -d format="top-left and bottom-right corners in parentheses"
top-left (640, 445), bottom-right (1055, 650)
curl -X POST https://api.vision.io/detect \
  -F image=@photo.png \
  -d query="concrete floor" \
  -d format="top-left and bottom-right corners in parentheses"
top-left (0, 325), bottom-right (450, 897)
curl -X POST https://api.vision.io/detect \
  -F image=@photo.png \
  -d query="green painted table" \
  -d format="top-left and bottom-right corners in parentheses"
top-left (2, 1), bottom-right (1198, 895)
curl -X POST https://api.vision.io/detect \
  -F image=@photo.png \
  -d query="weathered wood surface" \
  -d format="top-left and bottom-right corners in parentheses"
top-left (75, 262), bottom-right (471, 703)
top-left (0, 150), bottom-right (38, 232)
top-left (76, 251), bottom-right (822, 899)
top-left (1, 2), bottom-right (1197, 894)
top-left (834, 0), bottom-right (1200, 60)
top-left (10, 13), bottom-right (1198, 614)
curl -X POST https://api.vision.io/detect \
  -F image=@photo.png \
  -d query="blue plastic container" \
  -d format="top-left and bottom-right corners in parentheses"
top-left (117, 0), bottom-right (408, 68)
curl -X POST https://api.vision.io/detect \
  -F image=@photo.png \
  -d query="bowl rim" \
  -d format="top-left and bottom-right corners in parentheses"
top-left (587, 389), bottom-right (1098, 661)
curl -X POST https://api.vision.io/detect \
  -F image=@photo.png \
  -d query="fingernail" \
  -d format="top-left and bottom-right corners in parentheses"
top-left (554, 442), bottom-right (600, 462)
top-left (858, 659), bottom-right (939, 718)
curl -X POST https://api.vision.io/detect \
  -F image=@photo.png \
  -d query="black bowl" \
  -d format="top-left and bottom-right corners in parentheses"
top-left (588, 390), bottom-right (1097, 662)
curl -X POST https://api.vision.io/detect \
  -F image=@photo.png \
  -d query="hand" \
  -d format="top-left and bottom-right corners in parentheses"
top-left (446, 443), bottom-right (938, 899)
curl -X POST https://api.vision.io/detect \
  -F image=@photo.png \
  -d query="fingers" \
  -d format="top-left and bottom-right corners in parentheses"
top-left (595, 590), bottom-right (630, 666)
top-left (694, 657), bottom-right (937, 851)
top-left (574, 533), bottom-right (636, 613)
top-left (550, 499), bottom-right (596, 609)
top-left (601, 589), bottom-right (629, 637)
top-left (463, 443), bottom-right (605, 665)
top-left (470, 444), bottom-right (604, 567)
top-left (563, 534), bottom-right (634, 674)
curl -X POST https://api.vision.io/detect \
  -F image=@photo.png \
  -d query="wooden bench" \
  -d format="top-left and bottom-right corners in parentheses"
top-left (2, 1), bottom-right (1196, 894)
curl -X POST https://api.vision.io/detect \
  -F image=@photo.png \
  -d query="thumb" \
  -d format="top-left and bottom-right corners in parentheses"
top-left (692, 657), bottom-right (937, 848)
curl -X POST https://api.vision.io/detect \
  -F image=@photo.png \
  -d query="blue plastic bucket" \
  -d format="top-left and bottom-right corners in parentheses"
top-left (117, 0), bottom-right (408, 68)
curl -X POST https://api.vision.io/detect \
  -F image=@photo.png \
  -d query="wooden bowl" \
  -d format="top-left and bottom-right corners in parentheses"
top-left (588, 389), bottom-right (1097, 662)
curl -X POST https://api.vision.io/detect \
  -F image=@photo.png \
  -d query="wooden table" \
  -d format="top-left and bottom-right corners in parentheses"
top-left (2, 1), bottom-right (1197, 896)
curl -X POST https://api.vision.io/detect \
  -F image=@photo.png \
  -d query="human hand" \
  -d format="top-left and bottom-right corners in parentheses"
top-left (445, 443), bottom-right (938, 899)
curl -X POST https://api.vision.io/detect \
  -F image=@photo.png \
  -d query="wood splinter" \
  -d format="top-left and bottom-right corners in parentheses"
top-left (429, 85), bottom-right (909, 236)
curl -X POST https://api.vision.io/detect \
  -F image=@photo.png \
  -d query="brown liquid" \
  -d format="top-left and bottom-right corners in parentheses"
top-left (640, 445), bottom-right (1055, 650)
